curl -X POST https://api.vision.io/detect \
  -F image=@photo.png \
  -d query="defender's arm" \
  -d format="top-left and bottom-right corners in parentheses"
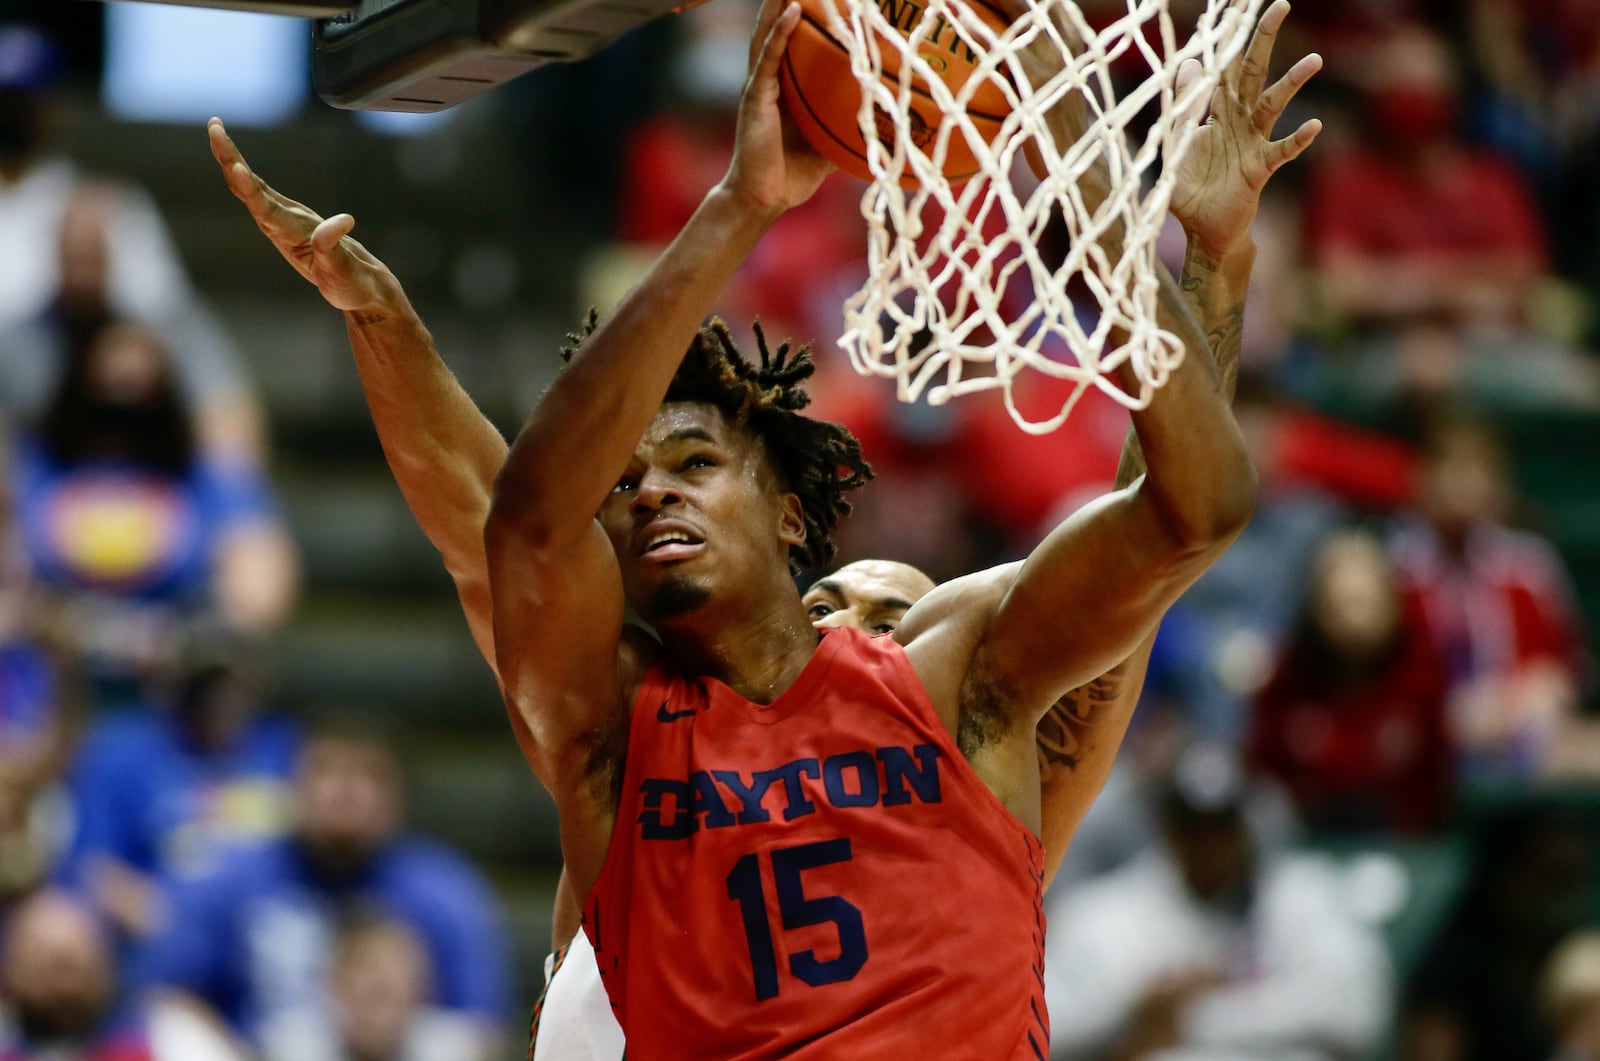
top-left (1028, 3), bottom-right (1319, 882)
top-left (208, 120), bottom-right (509, 680)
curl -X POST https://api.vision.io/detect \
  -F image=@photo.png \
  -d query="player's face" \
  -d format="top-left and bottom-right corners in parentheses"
top-left (802, 559), bottom-right (935, 636)
top-left (599, 402), bottom-right (803, 624)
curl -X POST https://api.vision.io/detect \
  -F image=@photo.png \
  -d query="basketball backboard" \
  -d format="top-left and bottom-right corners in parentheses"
top-left (98, 0), bottom-right (354, 14)
top-left (314, 0), bottom-right (690, 111)
top-left (86, 0), bottom-right (694, 111)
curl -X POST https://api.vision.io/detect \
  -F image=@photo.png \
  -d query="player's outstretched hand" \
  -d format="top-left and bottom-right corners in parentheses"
top-left (208, 117), bottom-right (398, 314)
top-left (724, 0), bottom-right (834, 217)
top-left (1168, 0), bottom-right (1322, 259)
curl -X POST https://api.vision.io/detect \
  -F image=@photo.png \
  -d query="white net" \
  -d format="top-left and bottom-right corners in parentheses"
top-left (825, 0), bottom-right (1268, 434)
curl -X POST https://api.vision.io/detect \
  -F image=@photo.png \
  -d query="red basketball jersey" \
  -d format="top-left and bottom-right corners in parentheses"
top-left (584, 626), bottom-right (1049, 1060)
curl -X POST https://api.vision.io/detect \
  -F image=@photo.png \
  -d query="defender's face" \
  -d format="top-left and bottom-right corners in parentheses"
top-left (599, 403), bottom-right (801, 624)
top-left (803, 559), bottom-right (935, 636)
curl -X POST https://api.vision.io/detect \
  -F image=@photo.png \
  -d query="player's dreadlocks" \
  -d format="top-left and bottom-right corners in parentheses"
top-left (562, 311), bottom-right (873, 572)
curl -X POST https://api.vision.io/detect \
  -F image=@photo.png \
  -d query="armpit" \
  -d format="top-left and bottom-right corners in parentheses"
top-left (957, 665), bottom-right (1013, 758)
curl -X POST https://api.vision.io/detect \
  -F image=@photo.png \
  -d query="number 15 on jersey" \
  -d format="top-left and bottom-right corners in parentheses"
top-left (724, 838), bottom-right (869, 1001)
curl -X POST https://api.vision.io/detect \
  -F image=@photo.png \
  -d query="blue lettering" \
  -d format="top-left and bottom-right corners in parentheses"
top-left (878, 745), bottom-right (943, 806)
top-left (639, 747), bottom-right (940, 839)
top-left (689, 770), bottom-right (737, 828)
top-left (823, 751), bottom-right (880, 808)
top-left (638, 779), bottom-right (696, 839)
top-left (756, 759), bottom-right (821, 821)
top-left (713, 769), bottom-right (778, 825)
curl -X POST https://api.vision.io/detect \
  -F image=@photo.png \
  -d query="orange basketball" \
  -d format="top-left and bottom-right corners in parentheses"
top-left (779, 0), bottom-right (1013, 187)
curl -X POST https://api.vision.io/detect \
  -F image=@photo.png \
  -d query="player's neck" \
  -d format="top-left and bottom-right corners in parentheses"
top-left (659, 598), bottom-right (820, 705)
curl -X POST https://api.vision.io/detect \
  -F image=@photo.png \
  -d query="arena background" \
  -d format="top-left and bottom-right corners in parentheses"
top-left (1, 0), bottom-right (1598, 1058)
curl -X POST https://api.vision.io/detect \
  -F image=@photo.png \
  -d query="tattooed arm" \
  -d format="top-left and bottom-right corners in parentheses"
top-left (1033, 242), bottom-right (1253, 887)
top-left (1033, 2), bottom-right (1320, 887)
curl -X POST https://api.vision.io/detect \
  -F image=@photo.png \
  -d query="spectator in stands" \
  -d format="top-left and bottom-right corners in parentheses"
top-left (326, 915), bottom-right (490, 1061)
top-left (1248, 529), bottom-right (1454, 836)
top-left (62, 633), bottom-right (298, 938)
top-left (1467, 0), bottom-right (1600, 304)
top-left (1303, 22), bottom-right (1548, 332)
top-left (137, 726), bottom-right (509, 1060)
top-left (1148, 374), bottom-right (1367, 745)
top-left (1392, 417), bottom-right (1589, 785)
top-left (0, 25), bottom-right (265, 464)
top-left (1402, 796), bottom-right (1597, 1061)
top-left (9, 318), bottom-right (297, 681)
top-left (0, 888), bottom-right (241, 1061)
top-left (1541, 931), bottom-right (1600, 1061)
top-left (1045, 747), bottom-right (1391, 1060)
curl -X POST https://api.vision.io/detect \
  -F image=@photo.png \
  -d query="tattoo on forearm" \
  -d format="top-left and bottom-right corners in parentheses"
top-left (1179, 248), bottom-right (1244, 402)
top-left (1036, 667), bottom-right (1127, 779)
top-left (1207, 303), bottom-right (1244, 399)
top-left (349, 310), bottom-right (390, 328)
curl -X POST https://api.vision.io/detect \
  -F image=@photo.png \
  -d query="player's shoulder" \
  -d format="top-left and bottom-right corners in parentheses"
top-left (895, 560), bottom-right (1023, 647)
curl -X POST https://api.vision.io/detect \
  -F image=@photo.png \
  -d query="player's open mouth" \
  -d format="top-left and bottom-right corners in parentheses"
top-left (638, 523), bottom-right (705, 562)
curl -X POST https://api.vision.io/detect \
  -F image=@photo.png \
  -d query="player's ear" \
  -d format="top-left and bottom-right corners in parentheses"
top-left (776, 492), bottom-right (806, 550)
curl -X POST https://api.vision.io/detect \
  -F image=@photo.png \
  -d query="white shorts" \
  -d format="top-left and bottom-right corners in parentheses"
top-left (531, 928), bottom-right (625, 1061)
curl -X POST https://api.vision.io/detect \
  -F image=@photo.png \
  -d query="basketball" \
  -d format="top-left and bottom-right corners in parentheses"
top-left (778, 0), bottom-right (1013, 186)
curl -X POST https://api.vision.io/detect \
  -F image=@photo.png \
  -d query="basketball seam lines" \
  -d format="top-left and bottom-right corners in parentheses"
top-left (792, 11), bottom-right (1011, 124)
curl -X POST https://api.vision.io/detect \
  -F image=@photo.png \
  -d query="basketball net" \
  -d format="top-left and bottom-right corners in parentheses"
top-left (828, 0), bottom-right (1267, 434)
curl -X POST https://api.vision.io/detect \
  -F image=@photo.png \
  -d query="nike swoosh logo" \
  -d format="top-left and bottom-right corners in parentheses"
top-left (656, 701), bottom-right (697, 723)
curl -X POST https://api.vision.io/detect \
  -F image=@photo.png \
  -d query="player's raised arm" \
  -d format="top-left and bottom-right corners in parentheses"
top-left (1029, 0), bottom-right (1321, 883)
top-left (912, 4), bottom-right (1319, 742)
top-left (481, 0), bottom-right (832, 824)
top-left (207, 119), bottom-right (510, 682)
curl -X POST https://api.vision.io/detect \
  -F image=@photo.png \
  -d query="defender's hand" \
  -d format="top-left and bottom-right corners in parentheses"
top-left (1168, 0), bottom-right (1322, 259)
top-left (208, 117), bottom-right (398, 314)
top-left (723, 0), bottom-right (835, 217)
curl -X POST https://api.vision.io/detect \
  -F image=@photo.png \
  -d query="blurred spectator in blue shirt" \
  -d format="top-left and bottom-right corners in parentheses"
top-left (61, 635), bottom-right (298, 939)
top-left (137, 726), bottom-right (509, 1060)
top-left (9, 318), bottom-right (297, 682)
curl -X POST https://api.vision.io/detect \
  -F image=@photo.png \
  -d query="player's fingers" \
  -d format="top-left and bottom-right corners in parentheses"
top-left (1263, 117), bottom-right (1322, 174)
top-left (1173, 57), bottom-right (1209, 124)
top-left (1253, 52), bottom-right (1320, 132)
top-left (1237, 0), bottom-right (1289, 102)
top-left (311, 213), bottom-right (357, 257)
top-left (210, 119), bottom-right (311, 231)
top-left (749, 2), bottom-right (801, 96)
top-left (206, 117), bottom-right (239, 170)
top-left (748, 0), bottom-right (789, 70)
top-left (210, 121), bottom-right (265, 208)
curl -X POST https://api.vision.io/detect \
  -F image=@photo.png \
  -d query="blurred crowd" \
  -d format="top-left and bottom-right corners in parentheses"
top-left (0, 22), bottom-right (509, 1061)
top-left (0, 0), bottom-right (1597, 1058)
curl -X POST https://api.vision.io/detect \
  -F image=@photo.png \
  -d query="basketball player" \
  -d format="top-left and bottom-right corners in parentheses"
top-left (206, 0), bottom-right (1318, 1049)
top-left (467, 0), bottom-right (1328, 1050)
top-left (530, 557), bottom-right (936, 1061)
